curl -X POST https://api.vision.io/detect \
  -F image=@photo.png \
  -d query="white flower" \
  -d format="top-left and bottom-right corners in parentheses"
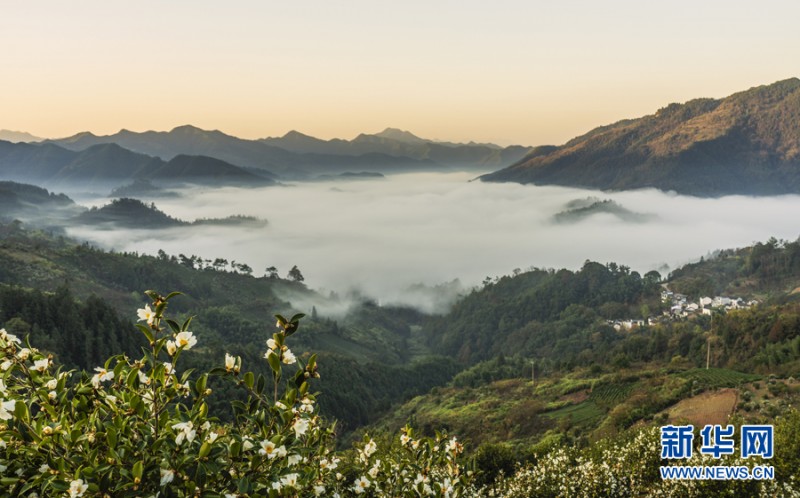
top-left (0, 360), bottom-right (11, 371)
top-left (287, 454), bottom-right (302, 466)
top-left (242, 437), bottom-right (255, 451)
top-left (45, 378), bottom-right (57, 390)
top-left (137, 304), bottom-right (156, 325)
top-left (0, 378), bottom-right (6, 395)
top-left (48, 391), bottom-right (57, 401)
top-left (363, 439), bottom-right (378, 458)
top-left (258, 440), bottom-right (287, 459)
top-left (33, 358), bottom-right (49, 372)
top-left (17, 348), bottom-right (31, 360)
top-left (166, 341), bottom-right (177, 355)
top-left (68, 479), bottom-right (88, 497)
top-left (275, 401), bottom-right (287, 410)
top-left (138, 370), bottom-right (151, 385)
top-left (292, 417), bottom-right (309, 437)
top-left (400, 433), bottom-right (411, 446)
top-left (39, 463), bottom-right (51, 474)
top-left (368, 461), bottom-right (380, 478)
top-left (206, 432), bottom-right (219, 443)
top-left (225, 353), bottom-right (236, 372)
top-left (175, 331), bottom-right (197, 350)
top-left (0, 328), bottom-right (21, 344)
top-left (313, 485), bottom-right (326, 496)
top-left (160, 468), bottom-right (175, 486)
top-left (353, 476), bottom-right (371, 494)
top-left (320, 457), bottom-right (339, 471)
top-left (281, 473), bottom-right (299, 488)
top-left (447, 436), bottom-right (461, 453)
top-left (91, 367), bottom-right (114, 388)
top-left (266, 338), bottom-right (278, 350)
top-left (172, 421), bottom-right (196, 446)
top-left (259, 440), bottom-right (276, 457)
top-left (163, 362), bottom-right (174, 375)
top-left (282, 349), bottom-right (296, 365)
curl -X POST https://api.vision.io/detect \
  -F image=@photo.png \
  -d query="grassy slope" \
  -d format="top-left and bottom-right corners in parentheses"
top-left (361, 365), bottom-right (771, 453)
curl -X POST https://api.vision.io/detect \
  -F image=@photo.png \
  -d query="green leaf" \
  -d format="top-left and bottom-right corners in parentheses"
top-left (135, 324), bottom-right (155, 343)
top-left (256, 373), bottom-right (265, 395)
top-left (196, 373), bottom-right (208, 395)
top-left (106, 426), bottom-right (117, 447)
top-left (307, 353), bottom-right (317, 371)
top-left (144, 290), bottom-right (160, 301)
top-left (165, 319), bottom-right (181, 334)
top-left (165, 291), bottom-right (183, 301)
top-left (238, 477), bottom-right (251, 494)
top-left (132, 460), bottom-right (143, 480)
top-left (230, 440), bottom-right (242, 458)
top-left (266, 351), bottom-right (281, 374)
top-left (198, 442), bottom-right (212, 459)
top-left (126, 368), bottom-right (139, 388)
top-left (243, 372), bottom-right (254, 390)
top-left (199, 402), bottom-right (208, 418)
top-left (182, 315), bottom-right (194, 331)
top-left (290, 313), bottom-right (306, 323)
top-left (13, 400), bottom-right (29, 423)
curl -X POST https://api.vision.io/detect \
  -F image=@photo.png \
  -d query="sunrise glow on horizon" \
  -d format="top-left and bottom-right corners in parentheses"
top-left (2, 0), bottom-right (799, 146)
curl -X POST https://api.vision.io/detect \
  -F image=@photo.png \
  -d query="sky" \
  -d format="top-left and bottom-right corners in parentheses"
top-left (2, 1), bottom-right (800, 146)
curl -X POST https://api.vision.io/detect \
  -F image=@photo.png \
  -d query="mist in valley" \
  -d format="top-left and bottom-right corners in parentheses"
top-left (61, 172), bottom-right (800, 313)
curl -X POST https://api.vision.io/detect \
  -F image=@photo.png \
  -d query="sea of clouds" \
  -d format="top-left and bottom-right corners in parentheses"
top-left (65, 172), bottom-right (800, 313)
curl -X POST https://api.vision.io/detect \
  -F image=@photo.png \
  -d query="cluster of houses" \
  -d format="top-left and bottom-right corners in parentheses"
top-left (608, 290), bottom-right (760, 331)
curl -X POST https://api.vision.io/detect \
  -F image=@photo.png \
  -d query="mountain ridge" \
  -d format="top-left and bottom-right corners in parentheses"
top-left (482, 78), bottom-right (800, 196)
top-left (0, 139), bottom-right (273, 188)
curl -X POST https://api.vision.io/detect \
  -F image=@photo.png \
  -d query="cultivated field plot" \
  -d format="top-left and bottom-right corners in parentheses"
top-left (664, 388), bottom-right (738, 426)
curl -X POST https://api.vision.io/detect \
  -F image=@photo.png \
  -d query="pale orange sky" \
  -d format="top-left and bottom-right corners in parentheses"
top-left (2, 1), bottom-right (799, 146)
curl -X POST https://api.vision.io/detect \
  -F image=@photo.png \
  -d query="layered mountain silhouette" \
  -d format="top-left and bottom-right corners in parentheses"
top-left (483, 78), bottom-right (800, 196)
top-left (262, 127), bottom-right (529, 170)
top-left (46, 125), bottom-right (530, 179)
top-left (0, 140), bottom-right (271, 188)
top-left (0, 181), bottom-right (84, 225)
top-left (0, 129), bottom-right (43, 143)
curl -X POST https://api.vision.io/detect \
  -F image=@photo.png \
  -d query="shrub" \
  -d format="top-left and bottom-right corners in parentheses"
top-left (0, 290), bottom-right (474, 497)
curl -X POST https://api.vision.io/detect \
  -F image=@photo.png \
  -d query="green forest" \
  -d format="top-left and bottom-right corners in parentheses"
top-left (3, 220), bottom-right (800, 496)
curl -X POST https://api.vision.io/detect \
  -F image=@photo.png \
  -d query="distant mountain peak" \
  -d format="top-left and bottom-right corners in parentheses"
top-left (70, 131), bottom-right (98, 139)
top-left (170, 124), bottom-right (208, 134)
top-left (373, 128), bottom-right (426, 144)
top-left (282, 130), bottom-right (314, 139)
top-left (0, 129), bottom-right (42, 143)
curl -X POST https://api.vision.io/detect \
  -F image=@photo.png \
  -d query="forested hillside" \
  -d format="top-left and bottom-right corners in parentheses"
top-left (0, 221), bottom-right (459, 432)
top-left (423, 261), bottom-right (662, 364)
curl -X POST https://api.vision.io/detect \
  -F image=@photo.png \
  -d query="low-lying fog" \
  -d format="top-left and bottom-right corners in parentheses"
top-left (66, 172), bottom-right (800, 313)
